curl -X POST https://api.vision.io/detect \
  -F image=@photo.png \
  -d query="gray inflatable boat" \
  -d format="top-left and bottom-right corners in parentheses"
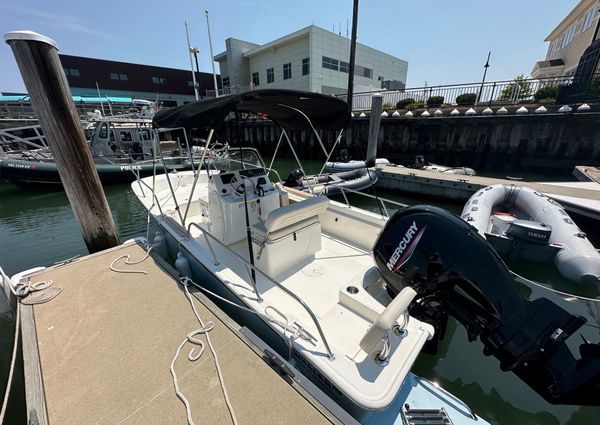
top-left (461, 184), bottom-right (600, 284)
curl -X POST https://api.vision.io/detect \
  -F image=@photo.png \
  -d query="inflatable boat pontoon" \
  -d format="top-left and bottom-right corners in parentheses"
top-left (461, 184), bottom-right (600, 284)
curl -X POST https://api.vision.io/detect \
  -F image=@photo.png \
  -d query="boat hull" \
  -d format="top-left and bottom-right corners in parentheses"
top-left (155, 216), bottom-right (485, 423)
top-left (0, 158), bottom-right (195, 187)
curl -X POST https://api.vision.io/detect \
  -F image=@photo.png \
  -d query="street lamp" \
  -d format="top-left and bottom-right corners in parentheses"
top-left (477, 51), bottom-right (491, 103)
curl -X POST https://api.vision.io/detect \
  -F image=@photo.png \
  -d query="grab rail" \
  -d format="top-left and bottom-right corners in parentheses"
top-left (186, 221), bottom-right (335, 360)
top-left (338, 186), bottom-right (408, 218)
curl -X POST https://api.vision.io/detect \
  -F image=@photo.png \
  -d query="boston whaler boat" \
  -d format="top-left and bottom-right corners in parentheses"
top-left (461, 184), bottom-right (600, 284)
top-left (134, 90), bottom-right (600, 422)
top-left (133, 90), bottom-right (488, 423)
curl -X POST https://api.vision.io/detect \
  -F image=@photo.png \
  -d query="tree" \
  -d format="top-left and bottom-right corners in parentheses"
top-left (499, 74), bottom-right (532, 102)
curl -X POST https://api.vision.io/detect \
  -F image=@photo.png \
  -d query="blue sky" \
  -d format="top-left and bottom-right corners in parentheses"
top-left (0, 0), bottom-right (577, 93)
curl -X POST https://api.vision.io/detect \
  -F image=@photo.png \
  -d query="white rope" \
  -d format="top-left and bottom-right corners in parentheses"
top-left (179, 276), bottom-right (308, 341)
top-left (0, 303), bottom-right (20, 425)
top-left (109, 246), bottom-right (153, 275)
top-left (171, 277), bottom-right (238, 425)
top-left (12, 279), bottom-right (53, 298)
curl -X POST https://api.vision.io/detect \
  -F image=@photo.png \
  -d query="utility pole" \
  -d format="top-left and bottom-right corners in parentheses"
top-left (477, 51), bottom-right (491, 103)
top-left (6, 30), bottom-right (120, 253)
top-left (185, 22), bottom-right (199, 100)
top-left (205, 10), bottom-right (219, 98)
top-left (346, 0), bottom-right (359, 112)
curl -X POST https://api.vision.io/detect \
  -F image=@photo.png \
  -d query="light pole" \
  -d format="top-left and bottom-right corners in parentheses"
top-left (185, 22), bottom-right (199, 100)
top-left (477, 51), bottom-right (491, 103)
top-left (205, 9), bottom-right (219, 98)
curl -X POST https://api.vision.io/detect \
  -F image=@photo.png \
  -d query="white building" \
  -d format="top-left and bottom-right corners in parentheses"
top-left (214, 25), bottom-right (408, 96)
top-left (532, 0), bottom-right (600, 78)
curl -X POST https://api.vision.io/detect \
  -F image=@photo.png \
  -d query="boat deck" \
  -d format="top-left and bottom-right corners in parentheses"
top-left (17, 242), bottom-right (346, 425)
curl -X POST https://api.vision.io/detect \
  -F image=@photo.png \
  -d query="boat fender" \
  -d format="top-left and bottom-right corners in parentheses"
top-left (175, 252), bottom-right (192, 277)
top-left (152, 231), bottom-right (168, 259)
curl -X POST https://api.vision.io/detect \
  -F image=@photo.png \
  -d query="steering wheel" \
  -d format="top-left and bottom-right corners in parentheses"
top-left (230, 175), bottom-right (256, 196)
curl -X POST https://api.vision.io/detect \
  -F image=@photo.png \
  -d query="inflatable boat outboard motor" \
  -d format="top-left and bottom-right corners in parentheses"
top-left (284, 168), bottom-right (305, 187)
top-left (373, 205), bottom-right (600, 406)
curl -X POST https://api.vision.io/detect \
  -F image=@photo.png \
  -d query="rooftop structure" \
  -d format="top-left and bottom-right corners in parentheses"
top-left (214, 25), bottom-right (408, 96)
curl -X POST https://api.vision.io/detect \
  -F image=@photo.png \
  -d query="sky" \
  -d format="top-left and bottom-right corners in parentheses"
top-left (0, 0), bottom-right (578, 93)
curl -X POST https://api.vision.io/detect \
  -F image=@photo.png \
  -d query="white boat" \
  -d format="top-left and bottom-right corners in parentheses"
top-left (324, 158), bottom-right (391, 172)
top-left (461, 184), bottom-right (600, 284)
top-left (414, 155), bottom-right (476, 176)
top-left (283, 167), bottom-right (380, 196)
top-left (133, 89), bottom-right (488, 423)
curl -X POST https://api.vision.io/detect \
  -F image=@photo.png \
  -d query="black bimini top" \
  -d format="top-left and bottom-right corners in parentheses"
top-left (152, 89), bottom-right (349, 130)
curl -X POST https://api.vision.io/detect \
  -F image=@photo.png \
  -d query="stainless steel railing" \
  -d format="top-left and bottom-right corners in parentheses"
top-left (337, 185), bottom-right (408, 218)
top-left (186, 221), bottom-right (335, 360)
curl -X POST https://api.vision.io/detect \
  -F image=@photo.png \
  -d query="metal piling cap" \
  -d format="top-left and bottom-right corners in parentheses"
top-left (4, 30), bottom-right (58, 49)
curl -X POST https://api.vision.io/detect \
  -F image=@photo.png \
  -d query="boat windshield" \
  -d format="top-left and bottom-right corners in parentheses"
top-left (211, 147), bottom-right (265, 172)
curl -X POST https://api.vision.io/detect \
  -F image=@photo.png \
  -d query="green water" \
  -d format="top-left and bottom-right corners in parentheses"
top-left (0, 158), bottom-right (598, 424)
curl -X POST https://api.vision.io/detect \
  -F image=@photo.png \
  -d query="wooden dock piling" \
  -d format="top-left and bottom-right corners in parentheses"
top-left (5, 31), bottom-right (119, 253)
top-left (365, 93), bottom-right (383, 167)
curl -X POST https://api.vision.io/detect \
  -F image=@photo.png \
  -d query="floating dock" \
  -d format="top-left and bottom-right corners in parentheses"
top-left (378, 165), bottom-right (600, 220)
top-left (573, 165), bottom-right (600, 184)
top-left (15, 242), bottom-right (351, 425)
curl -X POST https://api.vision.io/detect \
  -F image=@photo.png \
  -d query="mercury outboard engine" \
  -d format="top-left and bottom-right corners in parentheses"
top-left (283, 168), bottom-right (305, 187)
top-left (373, 205), bottom-right (600, 406)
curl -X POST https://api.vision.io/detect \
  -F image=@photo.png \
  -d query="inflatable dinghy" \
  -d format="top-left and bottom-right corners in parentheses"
top-left (414, 155), bottom-right (476, 176)
top-left (324, 158), bottom-right (390, 172)
top-left (284, 167), bottom-right (378, 196)
top-left (461, 184), bottom-right (600, 284)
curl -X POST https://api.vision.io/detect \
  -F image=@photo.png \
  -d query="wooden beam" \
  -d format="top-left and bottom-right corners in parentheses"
top-left (5, 31), bottom-right (119, 253)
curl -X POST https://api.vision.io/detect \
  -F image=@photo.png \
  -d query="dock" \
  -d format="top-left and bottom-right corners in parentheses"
top-left (15, 242), bottom-right (351, 425)
top-left (378, 165), bottom-right (600, 219)
top-left (573, 165), bottom-right (600, 184)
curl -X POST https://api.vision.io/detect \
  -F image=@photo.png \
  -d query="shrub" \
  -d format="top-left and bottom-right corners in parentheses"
top-left (534, 85), bottom-right (558, 101)
top-left (456, 93), bottom-right (477, 105)
top-left (537, 97), bottom-right (556, 105)
top-left (396, 98), bottom-right (415, 109)
top-left (382, 102), bottom-right (394, 110)
top-left (588, 75), bottom-right (600, 96)
top-left (427, 96), bottom-right (444, 107)
top-left (500, 74), bottom-right (532, 101)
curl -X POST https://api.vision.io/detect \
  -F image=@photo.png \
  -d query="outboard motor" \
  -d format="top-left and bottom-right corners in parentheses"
top-left (373, 205), bottom-right (600, 406)
top-left (283, 168), bottom-right (305, 187)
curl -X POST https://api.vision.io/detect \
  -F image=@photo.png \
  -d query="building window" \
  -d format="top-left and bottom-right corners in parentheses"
top-left (267, 67), bottom-right (274, 83)
top-left (64, 68), bottom-right (80, 77)
top-left (222, 76), bottom-right (230, 87)
top-left (110, 73), bottom-right (119, 80)
top-left (354, 65), bottom-right (373, 79)
top-left (322, 56), bottom-right (338, 71)
top-left (252, 71), bottom-right (260, 86)
top-left (283, 63), bottom-right (292, 80)
top-left (119, 73), bottom-right (128, 81)
top-left (339, 61), bottom-right (350, 73)
top-left (302, 58), bottom-right (310, 75)
top-left (152, 77), bottom-right (167, 85)
top-left (111, 73), bottom-right (128, 81)
top-left (188, 80), bottom-right (195, 87)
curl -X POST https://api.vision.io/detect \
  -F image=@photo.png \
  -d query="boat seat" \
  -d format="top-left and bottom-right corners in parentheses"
top-left (251, 196), bottom-right (329, 277)
top-left (252, 196), bottom-right (329, 242)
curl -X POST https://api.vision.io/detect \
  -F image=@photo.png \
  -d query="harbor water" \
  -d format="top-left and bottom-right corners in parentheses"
top-left (0, 158), bottom-right (599, 424)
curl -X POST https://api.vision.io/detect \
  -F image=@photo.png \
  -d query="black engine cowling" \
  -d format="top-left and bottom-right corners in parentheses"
top-left (373, 205), bottom-right (600, 406)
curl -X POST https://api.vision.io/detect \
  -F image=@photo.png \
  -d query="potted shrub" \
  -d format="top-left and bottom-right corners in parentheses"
top-left (426, 96), bottom-right (444, 107)
top-left (396, 98), bottom-right (415, 109)
top-left (456, 93), bottom-right (477, 105)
